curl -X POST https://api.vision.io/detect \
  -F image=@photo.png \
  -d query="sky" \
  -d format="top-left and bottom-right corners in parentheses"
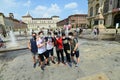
top-left (0, 0), bottom-right (88, 20)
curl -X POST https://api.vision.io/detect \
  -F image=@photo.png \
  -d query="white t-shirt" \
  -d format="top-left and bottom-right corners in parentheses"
top-left (46, 37), bottom-right (54, 50)
top-left (37, 38), bottom-right (46, 54)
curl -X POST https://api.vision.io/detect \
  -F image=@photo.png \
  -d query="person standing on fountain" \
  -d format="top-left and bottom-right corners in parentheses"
top-left (28, 32), bottom-right (38, 68)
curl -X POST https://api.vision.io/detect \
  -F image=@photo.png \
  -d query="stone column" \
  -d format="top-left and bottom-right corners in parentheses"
top-left (115, 0), bottom-right (118, 8)
top-left (119, 0), bottom-right (120, 8)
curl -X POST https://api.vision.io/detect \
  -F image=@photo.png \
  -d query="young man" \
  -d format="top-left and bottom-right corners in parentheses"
top-left (28, 32), bottom-right (38, 68)
top-left (55, 34), bottom-right (66, 65)
top-left (36, 31), bottom-right (46, 70)
top-left (62, 32), bottom-right (72, 66)
top-left (68, 32), bottom-right (80, 67)
top-left (45, 32), bottom-right (55, 65)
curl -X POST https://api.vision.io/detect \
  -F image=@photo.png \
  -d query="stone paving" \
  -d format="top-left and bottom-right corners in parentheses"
top-left (0, 39), bottom-right (120, 80)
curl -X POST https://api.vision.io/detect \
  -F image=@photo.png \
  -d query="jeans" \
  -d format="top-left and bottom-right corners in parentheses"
top-left (56, 49), bottom-right (64, 62)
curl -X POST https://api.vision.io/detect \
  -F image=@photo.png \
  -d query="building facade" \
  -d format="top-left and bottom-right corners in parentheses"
top-left (57, 14), bottom-right (88, 28)
top-left (0, 12), bottom-right (27, 33)
top-left (88, 0), bottom-right (120, 28)
top-left (22, 13), bottom-right (60, 30)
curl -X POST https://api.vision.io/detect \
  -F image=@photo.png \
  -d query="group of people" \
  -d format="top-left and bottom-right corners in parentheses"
top-left (28, 30), bottom-right (80, 70)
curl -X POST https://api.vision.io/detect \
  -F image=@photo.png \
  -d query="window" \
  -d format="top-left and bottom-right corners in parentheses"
top-left (90, 7), bottom-right (93, 16)
top-left (104, 0), bottom-right (109, 13)
top-left (96, 4), bottom-right (99, 15)
top-left (117, 0), bottom-right (120, 8)
top-left (94, 20), bottom-right (99, 25)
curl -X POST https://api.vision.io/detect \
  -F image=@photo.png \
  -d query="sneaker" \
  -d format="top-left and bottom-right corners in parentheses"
top-left (68, 62), bottom-right (72, 67)
top-left (33, 63), bottom-right (36, 68)
top-left (41, 66), bottom-right (44, 71)
top-left (58, 61), bottom-right (60, 64)
top-left (73, 60), bottom-right (77, 65)
top-left (52, 61), bottom-right (56, 64)
top-left (75, 63), bottom-right (79, 67)
top-left (45, 62), bottom-right (50, 66)
top-left (62, 62), bottom-right (66, 65)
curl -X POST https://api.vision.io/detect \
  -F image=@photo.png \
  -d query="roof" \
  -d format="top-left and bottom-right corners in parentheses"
top-left (0, 13), bottom-right (5, 17)
top-left (22, 11), bottom-right (32, 18)
top-left (69, 14), bottom-right (88, 18)
top-left (32, 18), bottom-right (52, 20)
top-left (52, 16), bottom-right (59, 18)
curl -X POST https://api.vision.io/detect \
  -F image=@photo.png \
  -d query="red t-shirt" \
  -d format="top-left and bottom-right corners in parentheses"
top-left (56, 37), bottom-right (63, 49)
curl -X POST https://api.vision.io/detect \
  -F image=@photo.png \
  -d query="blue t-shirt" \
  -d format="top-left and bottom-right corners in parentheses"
top-left (30, 38), bottom-right (38, 53)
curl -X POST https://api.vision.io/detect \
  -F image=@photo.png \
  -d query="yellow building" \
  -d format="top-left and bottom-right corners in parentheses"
top-left (88, 0), bottom-right (120, 28)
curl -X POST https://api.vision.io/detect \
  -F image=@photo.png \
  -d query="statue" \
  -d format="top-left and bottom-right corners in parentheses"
top-left (98, 7), bottom-right (102, 14)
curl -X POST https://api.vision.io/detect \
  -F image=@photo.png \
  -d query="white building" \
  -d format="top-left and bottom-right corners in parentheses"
top-left (22, 12), bottom-right (60, 30)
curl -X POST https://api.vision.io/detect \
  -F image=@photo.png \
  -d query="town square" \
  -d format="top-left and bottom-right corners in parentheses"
top-left (0, 0), bottom-right (120, 80)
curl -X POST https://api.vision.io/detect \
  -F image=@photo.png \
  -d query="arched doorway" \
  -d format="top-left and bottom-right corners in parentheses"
top-left (114, 14), bottom-right (120, 26)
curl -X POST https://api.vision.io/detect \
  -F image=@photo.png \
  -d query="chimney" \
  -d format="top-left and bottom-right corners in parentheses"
top-left (9, 13), bottom-right (14, 18)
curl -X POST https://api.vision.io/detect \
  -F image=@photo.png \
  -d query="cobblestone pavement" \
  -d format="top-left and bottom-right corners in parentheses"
top-left (0, 39), bottom-right (120, 80)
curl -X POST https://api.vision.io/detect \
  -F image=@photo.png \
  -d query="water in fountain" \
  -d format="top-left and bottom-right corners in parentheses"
top-left (30, 29), bottom-right (32, 35)
top-left (8, 30), bottom-right (18, 47)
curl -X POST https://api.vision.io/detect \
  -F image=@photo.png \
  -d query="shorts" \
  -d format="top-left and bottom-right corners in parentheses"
top-left (44, 51), bottom-right (49, 59)
top-left (31, 52), bottom-right (37, 56)
top-left (71, 51), bottom-right (79, 58)
top-left (38, 51), bottom-right (46, 62)
top-left (46, 48), bottom-right (54, 57)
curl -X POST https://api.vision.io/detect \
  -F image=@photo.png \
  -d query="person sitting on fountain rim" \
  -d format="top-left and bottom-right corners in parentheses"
top-left (28, 32), bottom-right (38, 68)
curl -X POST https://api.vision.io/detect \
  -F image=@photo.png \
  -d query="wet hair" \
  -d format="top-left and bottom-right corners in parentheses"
top-left (68, 32), bottom-right (73, 36)
top-left (32, 32), bottom-right (36, 35)
top-left (48, 32), bottom-right (51, 35)
top-left (54, 32), bottom-right (58, 35)
top-left (38, 31), bottom-right (43, 35)
top-left (62, 32), bottom-right (65, 36)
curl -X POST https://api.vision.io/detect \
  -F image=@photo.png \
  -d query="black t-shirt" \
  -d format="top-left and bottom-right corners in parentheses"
top-left (62, 37), bottom-right (71, 50)
top-left (45, 36), bottom-right (54, 42)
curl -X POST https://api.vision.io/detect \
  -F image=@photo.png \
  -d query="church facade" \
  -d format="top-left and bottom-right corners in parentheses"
top-left (88, 0), bottom-right (120, 28)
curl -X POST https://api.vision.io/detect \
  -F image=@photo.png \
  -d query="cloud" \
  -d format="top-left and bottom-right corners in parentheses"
top-left (35, 5), bottom-right (47, 11)
top-left (0, 0), bottom-right (18, 9)
top-left (31, 4), bottom-right (61, 18)
top-left (73, 10), bottom-right (81, 14)
top-left (72, 9), bottom-right (87, 14)
top-left (23, 0), bottom-right (31, 7)
top-left (64, 2), bottom-right (78, 9)
top-left (0, 0), bottom-right (32, 19)
top-left (0, 0), bottom-right (22, 17)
